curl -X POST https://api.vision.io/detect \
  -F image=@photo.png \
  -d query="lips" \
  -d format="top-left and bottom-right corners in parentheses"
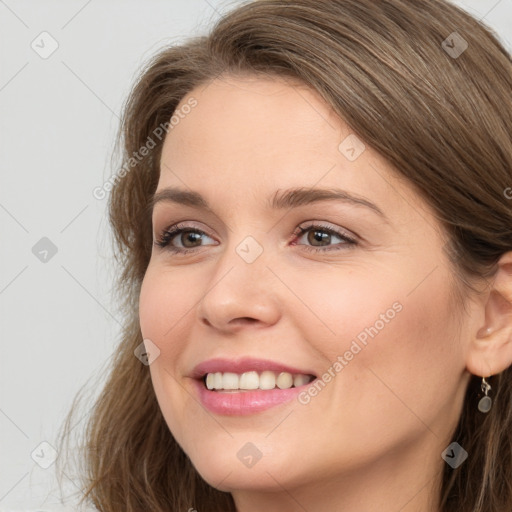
top-left (190, 357), bottom-right (318, 415)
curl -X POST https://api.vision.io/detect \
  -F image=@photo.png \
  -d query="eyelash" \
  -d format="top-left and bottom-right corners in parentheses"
top-left (154, 222), bottom-right (357, 256)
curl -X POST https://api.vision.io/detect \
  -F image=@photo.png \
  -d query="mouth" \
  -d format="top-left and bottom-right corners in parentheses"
top-left (191, 357), bottom-right (318, 415)
top-left (202, 370), bottom-right (316, 392)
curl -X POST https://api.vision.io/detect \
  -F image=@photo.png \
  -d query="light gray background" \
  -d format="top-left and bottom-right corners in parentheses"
top-left (1, 1), bottom-right (510, 510)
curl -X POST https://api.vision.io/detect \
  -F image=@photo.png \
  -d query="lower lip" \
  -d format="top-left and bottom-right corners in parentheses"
top-left (193, 379), bottom-right (309, 415)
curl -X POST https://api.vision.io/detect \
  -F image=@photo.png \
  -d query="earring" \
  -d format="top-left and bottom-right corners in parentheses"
top-left (477, 377), bottom-right (492, 413)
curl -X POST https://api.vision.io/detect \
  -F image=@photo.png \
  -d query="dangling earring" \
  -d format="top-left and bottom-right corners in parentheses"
top-left (478, 377), bottom-right (492, 413)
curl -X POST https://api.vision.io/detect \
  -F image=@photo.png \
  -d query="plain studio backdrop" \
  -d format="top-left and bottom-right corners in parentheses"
top-left (0, 1), bottom-right (511, 510)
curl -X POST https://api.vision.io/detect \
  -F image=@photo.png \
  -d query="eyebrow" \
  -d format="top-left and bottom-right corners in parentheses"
top-left (150, 186), bottom-right (389, 222)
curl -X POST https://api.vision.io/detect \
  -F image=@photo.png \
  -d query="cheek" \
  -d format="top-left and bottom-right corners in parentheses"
top-left (139, 272), bottom-right (163, 341)
top-left (288, 266), bottom-right (405, 356)
top-left (139, 267), bottom-right (191, 441)
top-left (139, 265), bottom-right (187, 344)
top-left (293, 264), bottom-right (464, 433)
top-left (139, 267), bottom-right (188, 396)
top-left (339, 270), bottom-right (465, 431)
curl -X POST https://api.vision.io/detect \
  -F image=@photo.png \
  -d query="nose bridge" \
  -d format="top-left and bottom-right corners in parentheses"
top-left (216, 209), bottom-right (274, 274)
top-left (210, 229), bottom-right (272, 299)
top-left (196, 229), bottom-right (281, 330)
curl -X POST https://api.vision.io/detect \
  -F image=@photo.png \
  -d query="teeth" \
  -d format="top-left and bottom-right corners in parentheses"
top-left (206, 373), bottom-right (215, 390)
top-left (276, 372), bottom-right (293, 389)
top-left (293, 374), bottom-right (310, 387)
top-left (204, 371), bottom-right (313, 391)
top-left (222, 372), bottom-right (239, 390)
top-left (259, 371), bottom-right (276, 390)
top-left (239, 371), bottom-right (259, 390)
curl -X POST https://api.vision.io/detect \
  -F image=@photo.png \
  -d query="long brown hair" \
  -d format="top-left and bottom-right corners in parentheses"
top-left (56, 1), bottom-right (512, 510)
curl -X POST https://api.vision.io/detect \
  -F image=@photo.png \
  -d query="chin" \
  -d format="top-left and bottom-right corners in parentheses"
top-left (175, 433), bottom-right (298, 491)
top-left (193, 457), bottom-right (292, 492)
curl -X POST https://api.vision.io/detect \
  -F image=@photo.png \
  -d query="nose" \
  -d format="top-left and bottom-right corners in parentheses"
top-left (196, 244), bottom-right (282, 334)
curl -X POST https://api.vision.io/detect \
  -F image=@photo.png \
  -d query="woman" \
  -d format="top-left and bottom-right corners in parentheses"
top-left (57, 0), bottom-right (512, 510)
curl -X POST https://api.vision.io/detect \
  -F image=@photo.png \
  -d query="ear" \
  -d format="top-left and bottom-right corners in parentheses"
top-left (466, 251), bottom-right (512, 377)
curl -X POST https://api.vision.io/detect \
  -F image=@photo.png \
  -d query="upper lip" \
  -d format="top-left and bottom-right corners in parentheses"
top-left (191, 357), bottom-right (317, 379)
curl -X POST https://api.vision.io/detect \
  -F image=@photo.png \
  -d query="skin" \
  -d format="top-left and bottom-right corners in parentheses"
top-left (138, 75), bottom-right (512, 512)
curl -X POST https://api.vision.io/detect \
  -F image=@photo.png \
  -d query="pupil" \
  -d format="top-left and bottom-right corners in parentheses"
top-left (309, 229), bottom-right (329, 246)
top-left (183, 231), bottom-right (201, 247)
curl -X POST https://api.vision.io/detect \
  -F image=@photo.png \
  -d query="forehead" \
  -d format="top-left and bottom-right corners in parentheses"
top-left (166, 75), bottom-right (342, 152)
top-left (157, 76), bottom-right (423, 225)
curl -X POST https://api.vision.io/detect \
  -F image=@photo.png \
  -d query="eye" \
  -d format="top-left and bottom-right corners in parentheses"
top-left (154, 223), bottom-right (217, 254)
top-left (154, 221), bottom-right (358, 256)
top-left (291, 223), bottom-right (357, 253)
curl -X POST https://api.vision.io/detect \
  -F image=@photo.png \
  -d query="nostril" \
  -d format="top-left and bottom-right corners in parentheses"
top-left (233, 317), bottom-right (257, 324)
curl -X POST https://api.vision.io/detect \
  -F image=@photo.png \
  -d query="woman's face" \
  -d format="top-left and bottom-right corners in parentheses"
top-left (139, 75), bottom-right (472, 499)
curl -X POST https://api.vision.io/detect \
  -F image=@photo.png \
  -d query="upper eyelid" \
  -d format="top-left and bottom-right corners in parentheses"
top-left (155, 221), bottom-right (215, 238)
top-left (150, 199), bottom-right (382, 238)
top-left (154, 225), bottom-right (358, 258)
top-left (152, 212), bottom-right (230, 238)
top-left (155, 221), bottom-right (356, 243)
top-left (151, 205), bottom-right (233, 236)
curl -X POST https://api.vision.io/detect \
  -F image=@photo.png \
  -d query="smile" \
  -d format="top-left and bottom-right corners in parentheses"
top-left (204, 371), bottom-right (315, 391)
top-left (191, 357), bottom-right (318, 415)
